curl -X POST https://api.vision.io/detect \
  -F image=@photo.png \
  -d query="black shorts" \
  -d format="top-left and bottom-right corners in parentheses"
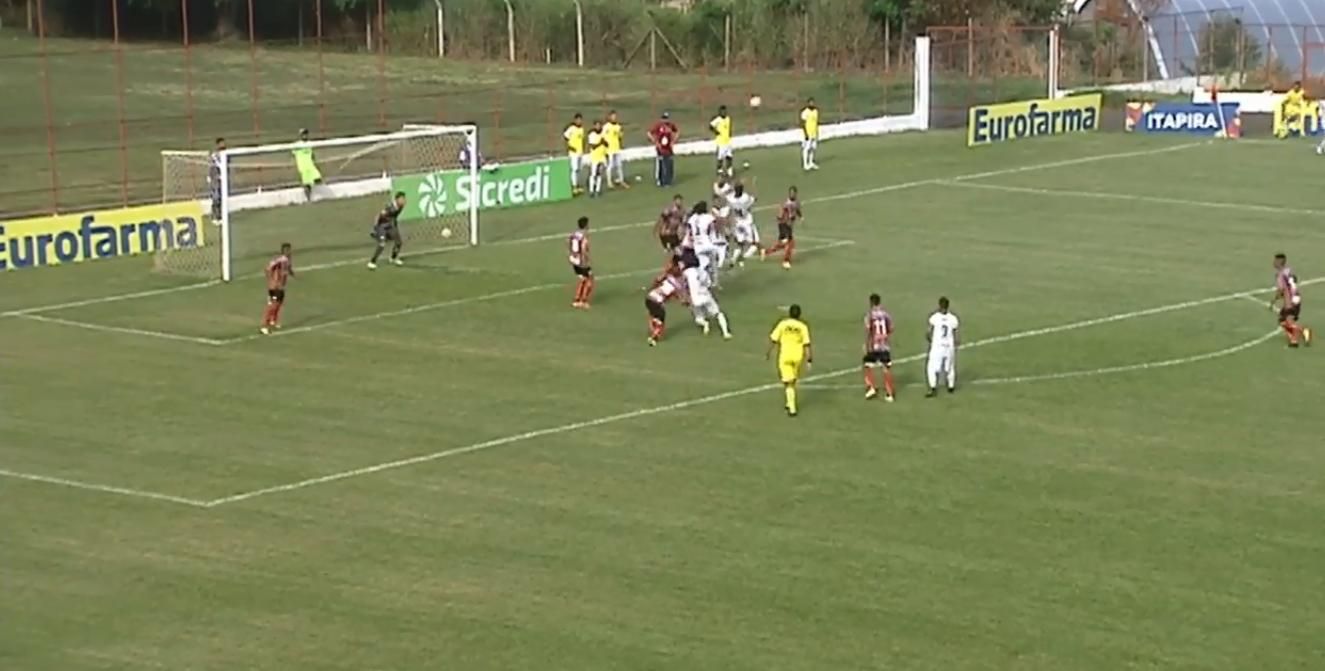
top-left (862, 349), bottom-right (892, 366)
top-left (573, 264), bottom-right (592, 278)
top-left (267, 288), bottom-right (286, 303)
top-left (1280, 304), bottom-right (1302, 321)
top-left (645, 297), bottom-right (666, 321)
top-left (660, 233), bottom-right (681, 250)
top-left (777, 223), bottom-right (794, 241)
top-left (373, 223), bottom-right (401, 243)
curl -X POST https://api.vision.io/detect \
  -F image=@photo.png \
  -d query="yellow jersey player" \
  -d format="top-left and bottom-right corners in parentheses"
top-left (587, 119), bottom-right (609, 198)
top-left (1278, 81), bottom-right (1307, 139)
top-left (603, 110), bottom-right (628, 188)
top-left (799, 98), bottom-right (820, 171)
top-left (766, 304), bottom-right (813, 417)
top-left (564, 113), bottom-right (586, 195)
top-left (710, 105), bottom-right (734, 177)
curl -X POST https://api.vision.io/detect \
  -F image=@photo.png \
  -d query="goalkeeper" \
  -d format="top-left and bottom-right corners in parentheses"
top-left (293, 128), bottom-right (324, 201)
top-left (368, 191), bottom-right (407, 270)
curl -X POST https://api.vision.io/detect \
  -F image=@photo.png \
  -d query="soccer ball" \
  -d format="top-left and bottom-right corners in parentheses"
top-left (749, 95), bottom-right (762, 109)
top-left (741, 161), bottom-right (751, 170)
top-left (441, 227), bottom-right (453, 239)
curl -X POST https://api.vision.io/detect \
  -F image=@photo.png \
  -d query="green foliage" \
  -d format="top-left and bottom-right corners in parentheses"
top-left (1196, 15), bottom-right (1263, 75)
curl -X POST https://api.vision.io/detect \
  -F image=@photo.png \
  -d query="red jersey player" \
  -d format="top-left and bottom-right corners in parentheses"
top-left (862, 293), bottom-right (896, 401)
top-left (1271, 253), bottom-right (1312, 347)
top-left (260, 242), bottom-right (293, 335)
top-left (762, 186), bottom-right (802, 269)
top-left (644, 262), bottom-right (687, 346)
top-left (655, 194), bottom-right (685, 254)
top-left (569, 216), bottom-right (594, 309)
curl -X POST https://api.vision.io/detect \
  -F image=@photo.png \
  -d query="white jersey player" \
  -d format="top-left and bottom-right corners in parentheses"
top-left (709, 195), bottom-right (731, 280)
top-left (713, 174), bottom-right (734, 206)
top-left (682, 263), bottom-right (731, 339)
top-left (926, 296), bottom-right (960, 396)
top-left (726, 182), bottom-right (758, 266)
top-left (685, 202), bottom-right (722, 287)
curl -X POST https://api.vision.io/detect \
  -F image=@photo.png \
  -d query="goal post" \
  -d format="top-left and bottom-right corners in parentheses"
top-left (160, 124), bottom-right (479, 281)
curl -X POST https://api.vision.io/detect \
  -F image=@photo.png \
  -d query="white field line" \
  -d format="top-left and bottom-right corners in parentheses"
top-left (202, 273), bottom-right (1301, 508)
top-left (944, 180), bottom-right (1325, 217)
top-left (220, 239), bottom-right (858, 345)
top-left (0, 468), bottom-right (211, 508)
top-left (1, 141), bottom-right (1208, 320)
top-left (1, 280), bottom-right (221, 317)
top-left (803, 328), bottom-right (1281, 390)
top-left (16, 313), bottom-right (227, 346)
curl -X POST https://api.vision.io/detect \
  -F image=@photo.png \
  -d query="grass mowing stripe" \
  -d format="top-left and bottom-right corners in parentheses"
top-left (202, 272), bottom-right (1295, 507)
top-left (0, 141), bottom-right (1208, 319)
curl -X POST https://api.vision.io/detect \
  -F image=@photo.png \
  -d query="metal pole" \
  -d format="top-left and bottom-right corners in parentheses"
top-left (573, 0), bottom-right (584, 67)
top-left (433, 0), bottom-right (445, 58)
top-left (504, 0), bottom-right (515, 63)
top-left (247, 0), bottom-right (261, 142)
top-left (317, 0), bottom-right (326, 132)
top-left (377, 0), bottom-right (387, 128)
top-left (35, 0), bottom-right (60, 212)
top-left (110, 0), bottom-right (130, 206)
top-left (181, 0), bottom-right (195, 144)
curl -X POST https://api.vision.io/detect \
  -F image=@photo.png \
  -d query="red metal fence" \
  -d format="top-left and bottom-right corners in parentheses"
top-left (0, 0), bottom-right (918, 219)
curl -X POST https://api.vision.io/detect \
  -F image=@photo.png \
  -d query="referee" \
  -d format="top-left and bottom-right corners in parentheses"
top-left (647, 111), bottom-right (679, 187)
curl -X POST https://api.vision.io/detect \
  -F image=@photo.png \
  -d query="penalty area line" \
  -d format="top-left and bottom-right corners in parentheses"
top-left (943, 181), bottom-right (1325, 217)
top-left (15, 313), bottom-right (227, 346)
top-left (802, 328), bottom-right (1281, 390)
top-left (203, 273), bottom-right (1283, 507)
top-left (0, 468), bottom-right (212, 508)
top-left (219, 239), bottom-right (856, 345)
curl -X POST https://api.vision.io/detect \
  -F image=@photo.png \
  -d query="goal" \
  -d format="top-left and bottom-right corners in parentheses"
top-left (160, 124), bottom-right (479, 281)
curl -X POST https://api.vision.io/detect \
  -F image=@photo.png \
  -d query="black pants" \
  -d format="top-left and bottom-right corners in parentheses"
top-left (655, 155), bottom-right (675, 187)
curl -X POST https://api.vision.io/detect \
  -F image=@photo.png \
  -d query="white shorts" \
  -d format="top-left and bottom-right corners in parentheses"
top-left (716, 145), bottom-right (734, 161)
top-left (590, 160), bottom-right (607, 175)
top-left (927, 347), bottom-right (955, 373)
top-left (693, 240), bottom-right (720, 257)
top-left (802, 137), bottom-right (818, 150)
top-left (568, 154), bottom-right (583, 174)
top-left (608, 153), bottom-right (623, 170)
top-left (692, 295), bottom-right (721, 318)
top-left (733, 218), bottom-right (758, 244)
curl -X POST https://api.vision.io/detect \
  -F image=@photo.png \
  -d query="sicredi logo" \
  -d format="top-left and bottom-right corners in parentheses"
top-left (418, 172), bottom-right (449, 217)
top-left (1146, 111), bottom-right (1222, 131)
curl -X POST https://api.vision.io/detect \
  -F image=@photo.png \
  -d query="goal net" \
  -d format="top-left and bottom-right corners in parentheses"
top-left (159, 124), bottom-right (479, 281)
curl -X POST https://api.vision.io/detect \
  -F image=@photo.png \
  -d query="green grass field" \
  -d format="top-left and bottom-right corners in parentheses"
top-left (4, 130), bottom-right (1325, 670)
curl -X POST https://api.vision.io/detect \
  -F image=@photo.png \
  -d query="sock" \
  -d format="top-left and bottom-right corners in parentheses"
top-left (262, 303), bottom-right (276, 326)
top-left (808, 146), bottom-right (816, 166)
top-left (649, 318), bottom-right (664, 339)
top-left (765, 241), bottom-right (784, 254)
top-left (1283, 321), bottom-right (1299, 343)
top-left (946, 366), bottom-right (956, 390)
top-left (802, 144), bottom-right (811, 169)
top-left (884, 369), bottom-right (896, 396)
top-left (391, 244), bottom-right (401, 261)
top-left (745, 244), bottom-right (759, 259)
top-left (784, 239), bottom-right (796, 264)
top-left (271, 302), bottom-right (283, 325)
top-left (864, 367), bottom-right (876, 391)
top-left (927, 365), bottom-right (939, 390)
top-left (715, 312), bottom-right (730, 337)
top-left (583, 277), bottom-right (595, 304)
top-left (370, 244), bottom-right (384, 263)
top-left (784, 385), bottom-right (797, 413)
top-left (573, 279), bottom-right (585, 303)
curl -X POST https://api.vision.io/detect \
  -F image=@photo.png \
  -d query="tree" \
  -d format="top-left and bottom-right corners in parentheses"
top-left (1196, 15), bottom-right (1262, 76)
